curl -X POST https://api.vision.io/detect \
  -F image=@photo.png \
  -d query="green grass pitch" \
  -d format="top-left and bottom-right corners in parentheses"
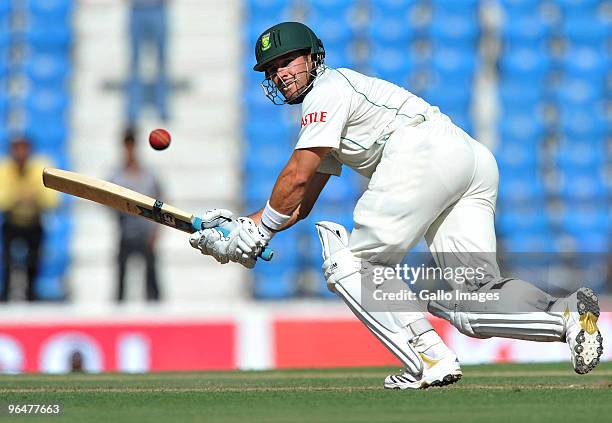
top-left (1, 362), bottom-right (611, 422)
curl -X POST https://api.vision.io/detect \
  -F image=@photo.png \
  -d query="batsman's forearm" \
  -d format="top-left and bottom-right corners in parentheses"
top-left (269, 170), bottom-right (308, 217)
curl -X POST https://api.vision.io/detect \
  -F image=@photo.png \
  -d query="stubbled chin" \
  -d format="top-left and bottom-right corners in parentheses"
top-left (283, 89), bottom-right (297, 99)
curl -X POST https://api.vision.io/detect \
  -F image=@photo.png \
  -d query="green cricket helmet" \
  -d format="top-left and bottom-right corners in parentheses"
top-left (253, 22), bottom-right (325, 72)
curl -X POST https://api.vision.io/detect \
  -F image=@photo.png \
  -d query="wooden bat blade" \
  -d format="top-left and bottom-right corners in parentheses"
top-left (42, 168), bottom-right (274, 261)
top-left (42, 167), bottom-right (195, 233)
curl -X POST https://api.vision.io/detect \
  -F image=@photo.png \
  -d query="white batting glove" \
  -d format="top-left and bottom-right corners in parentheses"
top-left (189, 220), bottom-right (260, 269)
top-left (190, 228), bottom-right (232, 264)
top-left (197, 208), bottom-right (234, 229)
top-left (189, 208), bottom-right (236, 264)
top-left (228, 217), bottom-right (268, 261)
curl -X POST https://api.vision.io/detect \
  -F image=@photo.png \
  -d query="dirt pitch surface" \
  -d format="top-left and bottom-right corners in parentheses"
top-left (0, 362), bottom-right (611, 422)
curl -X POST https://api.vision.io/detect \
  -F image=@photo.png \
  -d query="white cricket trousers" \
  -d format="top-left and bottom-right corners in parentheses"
top-left (349, 111), bottom-right (500, 284)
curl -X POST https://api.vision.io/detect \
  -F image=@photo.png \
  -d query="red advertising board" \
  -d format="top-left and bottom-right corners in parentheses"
top-left (0, 322), bottom-right (236, 373)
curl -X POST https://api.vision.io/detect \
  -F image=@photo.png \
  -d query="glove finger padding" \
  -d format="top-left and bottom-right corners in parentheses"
top-left (198, 208), bottom-right (235, 229)
top-left (189, 229), bottom-right (220, 254)
top-left (189, 229), bottom-right (231, 264)
top-left (235, 217), bottom-right (267, 254)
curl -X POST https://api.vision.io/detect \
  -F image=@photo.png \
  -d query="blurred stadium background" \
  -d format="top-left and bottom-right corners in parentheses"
top-left (0, 0), bottom-right (609, 373)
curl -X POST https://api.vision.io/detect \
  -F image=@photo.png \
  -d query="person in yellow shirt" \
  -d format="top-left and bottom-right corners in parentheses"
top-left (0, 137), bottom-right (59, 301)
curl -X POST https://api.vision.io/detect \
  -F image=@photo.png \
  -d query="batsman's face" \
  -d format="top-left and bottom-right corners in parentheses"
top-left (265, 52), bottom-right (312, 101)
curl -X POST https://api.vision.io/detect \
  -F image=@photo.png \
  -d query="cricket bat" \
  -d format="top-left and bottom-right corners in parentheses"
top-left (42, 168), bottom-right (273, 261)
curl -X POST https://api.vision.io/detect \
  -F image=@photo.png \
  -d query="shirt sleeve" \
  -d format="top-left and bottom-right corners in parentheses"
top-left (317, 152), bottom-right (342, 176)
top-left (0, 162), bottom-right (10, 211)
top-left (294, 79), bottom-right (349, 150)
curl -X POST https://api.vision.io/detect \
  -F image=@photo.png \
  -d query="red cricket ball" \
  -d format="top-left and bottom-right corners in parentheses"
top-left (149, 128), bottom-right (171, 150)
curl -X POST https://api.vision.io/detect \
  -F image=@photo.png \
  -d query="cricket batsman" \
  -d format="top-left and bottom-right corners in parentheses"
top-left (189, 22), bottom-right (603, 389)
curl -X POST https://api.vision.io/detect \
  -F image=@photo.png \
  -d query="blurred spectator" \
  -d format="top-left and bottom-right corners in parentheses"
top-left (0, 137), bottom-right (59, 301)
top-left (109, 127), bottom-right (162, 302)
top-left (126, 0), bottom-right (170, 123)
top-left (69, 350), bottom-right (84, 373)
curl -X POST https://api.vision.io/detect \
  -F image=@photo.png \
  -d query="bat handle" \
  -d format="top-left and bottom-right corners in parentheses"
top-left (191, 218), bottom-right (274, 262)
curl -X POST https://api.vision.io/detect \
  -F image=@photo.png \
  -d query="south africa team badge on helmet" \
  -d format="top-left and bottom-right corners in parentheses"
top-left (261, 33), bottom-right (271, 51)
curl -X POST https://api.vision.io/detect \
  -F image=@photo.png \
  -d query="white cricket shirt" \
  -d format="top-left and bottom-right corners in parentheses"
top-left (295, 66), bottom-right (433, 178)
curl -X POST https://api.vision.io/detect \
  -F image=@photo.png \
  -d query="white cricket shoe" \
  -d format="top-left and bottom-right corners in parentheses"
top-left (562, 287), bottom-right (603, 374)
top-left (384, 351), bottom-right (462, 390)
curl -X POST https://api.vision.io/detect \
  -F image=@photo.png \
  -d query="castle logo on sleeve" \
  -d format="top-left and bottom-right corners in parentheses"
top-left (301, 111), bottom-right (328, 127)
top-left (261, 33), bottom-right (271, 51)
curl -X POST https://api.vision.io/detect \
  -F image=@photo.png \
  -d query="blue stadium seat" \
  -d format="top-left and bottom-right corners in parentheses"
top-left (244, 119), bottom-right (292, 145)
top-left (371, 0), bottom-right (417, 16)
top-left (308, 17), bottom-right (354, 48)
top-left (430, 12), bottom-right (479, 47)
top-left (246, 0), bottom-right (293, 21)
top-left (38, 237), bottom-right (70, 279)
top-left (431, 0), bottom-right (479, 14)
top-left (575, 233), bottom-right (610, 253)
top-left (252, 266), bottom-right (299, 299)
top-left (0, 0), bottom-right (10, 15)
top-left (0, 126), bottom-right (8, 154)
top-left (556, 78), bottom-right (603, 106)
top-left (245, 18), bottom-right (280, 46)
top-left (0, 56), bottom-right (8, 79)
top-left (498, 112), bottom-right (546, 145)
top-left (422, 82), bottom-right (470, 112)
top-left (498, 174), bottom-right (546, 204)
top-left (244, 148), bottom-right (286, 175)
top-left (556, 0), bottom-right (602, 17)
top-left (502, 13), bottom-right (550, 49)
top-left (557, 170), bottom-right (607, 201)
top-left (499, 48), bottom-right (551, 83)
top-left (563, 47), bottom-right (609, 81)
top-left (563, 14), bottom-right (609, 47)
top-left (35, 274), bottom-right (66, 300)
top-left (244, 83), bottom-right (277, 112)
top-left (497, 205), bottom-right (550, 235)
top-left (496, 142), bottom-right (539, 171)
top-left (558, 108), bottom-right (608, 141)
top-left (244, 146), bottom-right (290, 171)
top-left (36, 146), bottom-right (70, 170)
top-left (35, 209), bottom-right (71, 301)
top-left (0, 29), bottom-right (9, 62)
top-left (244, 171), bottom-right (277, 205)
top-left (502, 231), bottom-right (557, 253)
top-left (26, 122), bottom-right (67, 151)
top-left (317, 173), bottom-right (360, 205)
top-left (252, 230), bottom-right (301, 299)
top-left (24, 54), bottom-right (70, 89)
top-left (562, 203), bottom-right (609, 232)
top-left (369, 47), bottom-right (413, 86)
top-left (29, 0), bottom-right (73, 19)
top-left (556, 141), bottom-right (605, 170)
top-left (264, 229), bottom-right (301, 265)
top-left (308, 0), bottom-right (354, 17)
top-left (301, 227), bottom-right (326, 267)
top-left (499, 79), bottom-right (545, 109)
top-left (25, 89), bottom-right (70, 123)
top-left (321, 44), bottom-right (358, 69)
top-left (25, 25), bottom-right (72, 53)
top-left (430, 48), bottom-right (477, 85)
top-left (0, 94), bottom-right (7, 119)
top-left (367, 15), bottom-right (413, 46)
top-left (447, 111), bottom-right (473, 135)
